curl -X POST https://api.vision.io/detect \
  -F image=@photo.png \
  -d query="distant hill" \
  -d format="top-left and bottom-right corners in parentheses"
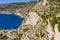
top-left (0, 1), bottom-right (37, 13)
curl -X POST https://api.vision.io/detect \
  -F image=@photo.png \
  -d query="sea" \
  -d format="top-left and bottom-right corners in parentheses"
top-left (0, 13), bottom-right (24, 30)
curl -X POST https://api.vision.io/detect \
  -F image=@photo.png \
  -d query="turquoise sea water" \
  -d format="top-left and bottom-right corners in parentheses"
top-left (0, 14), bottom-right (23, 30)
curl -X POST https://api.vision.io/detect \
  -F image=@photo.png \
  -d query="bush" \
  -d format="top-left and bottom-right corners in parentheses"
top-left (58, 23), bottom-right (60, 32)
top-left (50, 15), bottom-right (57, 32)
top-left (18, 33), bottom-right (23, 40)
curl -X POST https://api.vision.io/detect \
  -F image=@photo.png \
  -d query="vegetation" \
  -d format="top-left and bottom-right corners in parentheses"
top-left (40, 30), bottom-right (44, 37)
top-left (36, 34), bottom-right (39, 37)
top-left (13, 38), bottom-right (18, 40)
top-left (0, 35), bottom-right (8, 39)
top-left (58, 23), bottom-right (60, 32)
top-left (18, 33), bottom-right (23, 40)
top-left (57, 17), bottom-right (60, 32)
top-left (51, 36), bottom-right (54, 40)
top-left (55, 17), bottom-right (60, 32)
top-left (47, 0), bottom-right (60, 2)
top-left (50, 15), bottom-right (57, 32)
top-left (40, 12), bottom-right (48, 25)
top-left (23, 28), bottom-right (29, 32)
top-left (0, 28), bottom-right (3, 30)
top-left (0, 34), bottom-right (3, 38)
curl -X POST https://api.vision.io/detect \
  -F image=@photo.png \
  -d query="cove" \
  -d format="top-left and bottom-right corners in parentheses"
top-left (0, 14), bottom-right (24, 30)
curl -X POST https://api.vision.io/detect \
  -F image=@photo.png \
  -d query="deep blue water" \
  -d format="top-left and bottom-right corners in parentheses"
top-left (0, 14), bottom-right (24, 30)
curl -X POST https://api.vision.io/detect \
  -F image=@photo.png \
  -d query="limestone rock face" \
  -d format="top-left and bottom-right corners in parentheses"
top-left (24, 12), bottom-right (39, 26)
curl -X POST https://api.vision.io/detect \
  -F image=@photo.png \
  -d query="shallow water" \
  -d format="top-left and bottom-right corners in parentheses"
top-left (0, 14), bottom-right (24, 30)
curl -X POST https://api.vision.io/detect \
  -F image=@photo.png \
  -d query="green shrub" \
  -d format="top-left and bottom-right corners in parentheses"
top-left (51, 36), bottom-right (54, 40)
top-left (50, 15), bottom-right (57, 32)
top-left (23, 28), bottom-right (29, 32)
top-left (40, 31), bottom-right (44, 37)
top-left (0, 28), bottom-right (3, 30)
top-left (36, 34), bottom-right (39, 37)
top-left (18, 33), bottom-right (23, 40)
top-left (58, 23), bottom-right (60, 32)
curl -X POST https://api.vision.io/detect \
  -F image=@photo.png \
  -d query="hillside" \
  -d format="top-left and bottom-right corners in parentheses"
top-left (0, 0), bottom-right (60, 40)
top-left (0, 1), bottom-right (37, 14)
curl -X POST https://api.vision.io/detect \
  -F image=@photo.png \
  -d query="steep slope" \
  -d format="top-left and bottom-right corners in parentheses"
top-left (17, 0), bottom-right (60, 40)
top-left (0, 0), bottom-right (60, 40)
